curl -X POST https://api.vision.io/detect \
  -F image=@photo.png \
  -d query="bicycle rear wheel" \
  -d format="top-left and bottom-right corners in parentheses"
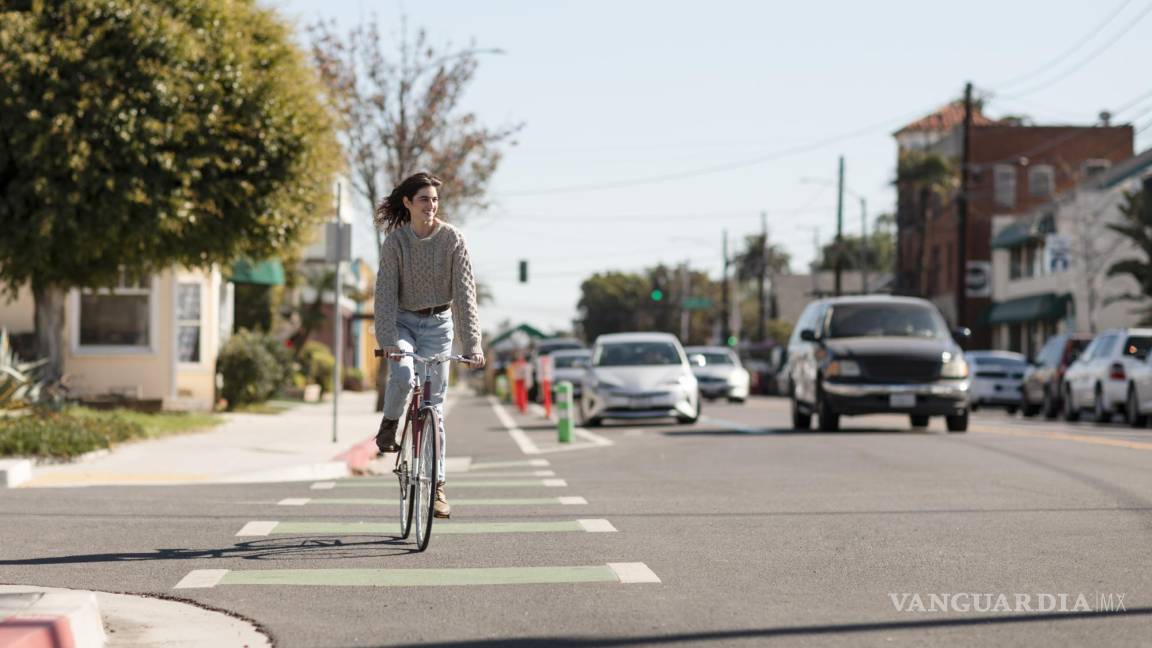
top-left (413, 408), bottom-right (439, 552)
top-left (396, 419), bottom-right (415, 539)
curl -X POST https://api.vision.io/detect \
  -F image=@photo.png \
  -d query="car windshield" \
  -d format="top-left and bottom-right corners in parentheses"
top-left (699, 352), bottom-right (733, 365)
top-left (539, 342), bottom-right (582, 355)
top-left (972, 356), bottom-right (1026, 367)
top-left (596, 342), bottom-right (681, 366)
top-left (552, 354), bottom-right (588, 369)
top-left (826, 303), bottom-right (948, 339)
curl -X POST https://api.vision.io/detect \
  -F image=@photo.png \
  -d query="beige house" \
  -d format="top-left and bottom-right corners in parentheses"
top-left (0, 267), bottom-right (232, 410)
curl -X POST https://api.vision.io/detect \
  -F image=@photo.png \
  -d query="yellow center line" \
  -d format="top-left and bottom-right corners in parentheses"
top-left (972, 426), bottom-right (1152, 451)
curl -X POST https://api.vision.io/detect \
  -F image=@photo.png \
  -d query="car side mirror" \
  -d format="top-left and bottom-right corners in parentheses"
top-left (952, 327), bottom-right (972, 341)
top-left (688, 353), bottom-right (706, 367)
top-left (799, 329), bottom-right (818, 342)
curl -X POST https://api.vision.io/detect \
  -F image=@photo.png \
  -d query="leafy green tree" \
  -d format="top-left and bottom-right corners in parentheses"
top-left (1105, 188), bottom-right (1152, 322)
top-left (894, 151), bottom-right (956, 294)
top-left (815, 215), bottom-right (896, 273)
top-left (0, 0), bottom-right (342, 378)
top-left (577, 265), bottom-right (719, 345)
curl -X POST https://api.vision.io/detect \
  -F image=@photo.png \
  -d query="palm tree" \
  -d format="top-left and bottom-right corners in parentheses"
top-left (1105, 189), bottom-right (1152, 322)
top-left (894, 150), bottom-right (957, 295)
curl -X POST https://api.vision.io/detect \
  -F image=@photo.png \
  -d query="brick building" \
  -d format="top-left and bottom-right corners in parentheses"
top-left (894, 101), bottom-right (1133, 347)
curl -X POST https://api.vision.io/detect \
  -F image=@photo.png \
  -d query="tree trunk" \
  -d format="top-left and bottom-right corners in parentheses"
top-left (31, 279), bottom-right (66, 382)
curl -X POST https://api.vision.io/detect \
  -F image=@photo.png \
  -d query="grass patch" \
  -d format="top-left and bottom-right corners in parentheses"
top-left (0, 407), bottom-right (224, 460)
top-left (232, 401), bottom-right (296, 415)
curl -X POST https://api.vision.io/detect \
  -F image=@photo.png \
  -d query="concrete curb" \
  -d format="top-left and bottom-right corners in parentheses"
top-left (0, 460), bottom-right (31, 488)
top-left (0, 590), bottom-right (106, 647)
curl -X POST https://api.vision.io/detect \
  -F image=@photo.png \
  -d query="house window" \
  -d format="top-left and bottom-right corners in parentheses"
top-left (1009, 242), bottom-right (1041, 280)
top-left (994, 165), bottom-right (1017, 208)
top-left (79, 274), bottom-right (152, 348)
top-left (1082, 159), bottom-right (1111, 178)
top-left (177, 282), bottom-right (202, 363)
top-left (1029, 165), bottom-right (1054, 198)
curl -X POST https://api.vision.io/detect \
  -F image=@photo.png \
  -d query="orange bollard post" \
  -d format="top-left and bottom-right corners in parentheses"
top-left (542, 379), bottom-right (552, 418)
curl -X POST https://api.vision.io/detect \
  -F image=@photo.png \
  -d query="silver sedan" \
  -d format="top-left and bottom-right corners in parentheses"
top-left (580, 332), bottom-right (700, 426)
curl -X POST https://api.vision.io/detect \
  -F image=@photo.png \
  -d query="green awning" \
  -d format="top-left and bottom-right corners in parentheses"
top-left (488, 323), bottom-right (548, 347)
top-left (227, 259), bottom-right (285, 286)
top-left (992, 221), bottom-right (1039, 249)
top-left (986, 293), bottom-right (1071, 325)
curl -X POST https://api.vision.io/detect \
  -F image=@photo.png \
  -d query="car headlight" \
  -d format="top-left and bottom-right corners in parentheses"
top-left (826, 360), bottom-right (861, 378)
top-left (941, 356), bottom-right (969, 378)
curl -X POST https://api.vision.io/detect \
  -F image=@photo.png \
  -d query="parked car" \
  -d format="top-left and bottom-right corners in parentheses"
top-left (1063, 328), bottom-right (1152, 423)
top-left (546, 348), bottom-right (591, 400)
top-left (965, 351), bottom-right (1027, 413)
top-left (784, 296), bottom-right (971, 432)
top-left (1021, 333), bottom-right (1093, 418)
top-left (580, 332), bottom-right (700, 426)
top-left (529, 337), bottom-right (584, 401)
top-left (684, 346), bottom-right (750, 403)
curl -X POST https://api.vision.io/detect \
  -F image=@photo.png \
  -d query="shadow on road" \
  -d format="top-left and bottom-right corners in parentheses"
top-left (370, 607), bottom-right (1152, 647)
top-left (663, 426), bottom-right (939, 437)
top-left (0, 536), bottom-right (420, 566)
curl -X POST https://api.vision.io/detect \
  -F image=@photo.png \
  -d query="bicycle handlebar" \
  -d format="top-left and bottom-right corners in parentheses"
top-left (373, 349), bottom-right (479, 366)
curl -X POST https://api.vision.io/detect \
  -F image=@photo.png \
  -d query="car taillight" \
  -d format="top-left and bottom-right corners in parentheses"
top-left (1110, 363), bottom-right (1126, 381)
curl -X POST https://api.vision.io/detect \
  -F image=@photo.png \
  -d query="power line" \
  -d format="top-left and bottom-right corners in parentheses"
top-left (993, 0), bottom-right (1135, 89)
top-left (1001, 2), bottom-right (1152, 99)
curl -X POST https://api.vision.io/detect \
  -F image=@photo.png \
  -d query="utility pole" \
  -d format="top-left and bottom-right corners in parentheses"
top-left (680, 260), bottom-right (690, 342)
top-left (956, 81), bottom-right (973, 329)
top-left (758, 212), bottom-right (768, 342)
top-left (860, 198), bottom-right (869, 294)
top-left (721, 230), bottom-right (730, 345)
top-left (331, 183), bottom-right (344, 444)
top-left (834, 156), bottom-right (845, 296)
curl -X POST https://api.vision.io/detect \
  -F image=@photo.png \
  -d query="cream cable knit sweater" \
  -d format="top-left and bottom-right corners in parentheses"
top-left (374, 221), bottom-right (483, 355)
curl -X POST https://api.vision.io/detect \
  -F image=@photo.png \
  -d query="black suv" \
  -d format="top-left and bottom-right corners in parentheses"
top-left (785, 296), bottom-right (972, 432)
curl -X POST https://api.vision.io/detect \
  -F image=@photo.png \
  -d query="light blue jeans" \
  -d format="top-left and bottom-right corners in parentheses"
top-left (383, 309), bottom-right (453, 482)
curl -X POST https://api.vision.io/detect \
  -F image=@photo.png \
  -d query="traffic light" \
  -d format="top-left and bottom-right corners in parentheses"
top-left (650, 276), bottom-right (664, 302)
top-left (518, 260), bottom-right (528, 283)
top-left (650, 288), bottom-right (663, 302)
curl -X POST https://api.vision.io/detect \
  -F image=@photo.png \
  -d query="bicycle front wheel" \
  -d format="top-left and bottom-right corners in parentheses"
top-left (413, 408), bottom-right (439, 552)
top-left (397, 419), bottom-right (415, 539)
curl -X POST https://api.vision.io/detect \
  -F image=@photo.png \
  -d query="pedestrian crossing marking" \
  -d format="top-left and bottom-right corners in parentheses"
top-left (467, 459), bottom-right (550, 470)
top-left (542, 479), bottom-right (566, 487)
top-left (233, 519), bottom-right (616, 536)
top-left (236, 521), bottom-right (279, 537)
top-left (310, 482), bottom-right (336, 490)
top-left (173, 564), bottom-right (661, 588)
top-left (174, 569), bottom-right (229, 589)
top-left (356, 470), bottom-right (556, 480)
top-left (277, 497), bottom-right (586, 506)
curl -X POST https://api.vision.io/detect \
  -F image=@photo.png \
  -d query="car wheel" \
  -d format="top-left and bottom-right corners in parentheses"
top-left (1127, 386), bottom-right (1147, 428)
top-left (1062, 385), bottom-right (1079, 422)
top-left (1021, 391), bottom-right (1041, 417)
top-left (727, 397), bottom-right (746, 404)
top-left (1042, 385), bottom-right (1059, 419)
top-left (791, 395), bottom-right (811, 430)
top-left (579, 400), bottom-right (601, 427)
top-left (946, 410), bottom-right (969, 433)
top-left (1093, 385), bottom-right (1111, 424)
top-left (816, 385), bottom-right (839, 432)
top-left (909, 414), bottom-right (930, 428)
top-left (1006, 406), bottom-right (1019, 415)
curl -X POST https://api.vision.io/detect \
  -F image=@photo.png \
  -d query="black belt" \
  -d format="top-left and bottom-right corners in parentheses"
top-left (407, 304), bottom-right (450, 317)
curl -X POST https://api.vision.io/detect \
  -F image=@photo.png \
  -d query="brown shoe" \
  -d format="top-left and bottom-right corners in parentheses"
top-left (434, 482), bottom-right (450, 518)
top-left (375, 417), bottom-right (400, 454)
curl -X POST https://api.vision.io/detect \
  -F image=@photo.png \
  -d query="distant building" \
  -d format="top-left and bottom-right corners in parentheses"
top-left (989, 148), bottom-right (1152, 356)
top-left (772, 271), bottom-right (893, 328)
top-left (894, 100), bottom-right (1133, 347)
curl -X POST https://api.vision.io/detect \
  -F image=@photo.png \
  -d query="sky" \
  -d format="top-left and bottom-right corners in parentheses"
top-left (269, 0), bottom-right (1152, 334)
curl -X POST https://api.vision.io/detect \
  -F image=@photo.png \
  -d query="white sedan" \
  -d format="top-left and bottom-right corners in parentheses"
top-left (580, 332), bottom-right (700, 426)
top-left (966, 351), bottom-right (1028, 413)
top-left (684, 345), bottom-right (750, 403)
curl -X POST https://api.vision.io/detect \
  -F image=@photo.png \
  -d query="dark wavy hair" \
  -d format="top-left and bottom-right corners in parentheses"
top-left (375, 172), bottom-right (443, 233)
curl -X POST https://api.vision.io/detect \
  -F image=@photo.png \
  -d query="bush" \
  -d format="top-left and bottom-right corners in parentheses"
top-left (299, 341), bottom-right (335, 393)
top-left (218, 329), bottom-right (290, 409)
top-left (259, 333), bottom-right (296, 394)
top-left (0, 412), bottom-right (144, 460)
top-left (343, 366), bottom-right (364, 391)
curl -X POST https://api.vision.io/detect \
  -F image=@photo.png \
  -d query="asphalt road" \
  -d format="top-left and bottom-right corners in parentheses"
top-left (3, 394), bottom-right (1152, 647)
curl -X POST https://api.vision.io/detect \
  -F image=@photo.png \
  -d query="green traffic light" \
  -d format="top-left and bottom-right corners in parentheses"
top-left (651, 289), bottom-right (663, 301)
top-left (727, 336), bottom-right (738, 347)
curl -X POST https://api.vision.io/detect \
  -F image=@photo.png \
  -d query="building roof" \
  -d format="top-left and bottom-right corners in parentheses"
top-left (894, 101), bottom-right (998, 135)
top-left (1087, 146), bottom-right (1152, 190)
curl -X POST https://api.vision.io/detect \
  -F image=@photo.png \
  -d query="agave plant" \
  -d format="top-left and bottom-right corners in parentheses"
top-left (0, 328), bottom-right (50, 409)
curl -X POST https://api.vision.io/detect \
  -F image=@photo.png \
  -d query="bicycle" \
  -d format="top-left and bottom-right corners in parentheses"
top-left (375, 348), bottom-right (477, 552)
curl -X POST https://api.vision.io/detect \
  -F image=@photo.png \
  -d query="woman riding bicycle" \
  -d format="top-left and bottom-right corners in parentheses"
top-left (374, 172), bottom-right (485, 519)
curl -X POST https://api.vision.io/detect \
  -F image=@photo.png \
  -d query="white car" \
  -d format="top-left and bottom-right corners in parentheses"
top-left (580, 332), bottom-right (700, 426)
top-left (965, 351), bottom-right (1027, 413)
top-left (1062, 328), bottom-right (1152, 423)
top-left (684, 346), bottom-right (750, 403)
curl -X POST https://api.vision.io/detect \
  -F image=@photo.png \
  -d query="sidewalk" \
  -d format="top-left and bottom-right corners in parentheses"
top-left (16, 391), bottom-right (389, 488)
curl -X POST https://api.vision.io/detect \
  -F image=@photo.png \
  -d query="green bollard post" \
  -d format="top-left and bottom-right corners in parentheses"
top-left (556, 381), bottom-right (573, 443)
top-left (495, 374), bottom-right (509, 401)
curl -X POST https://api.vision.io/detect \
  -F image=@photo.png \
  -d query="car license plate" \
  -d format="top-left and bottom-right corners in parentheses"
top-left (890, 394), bottom-right (916, 408)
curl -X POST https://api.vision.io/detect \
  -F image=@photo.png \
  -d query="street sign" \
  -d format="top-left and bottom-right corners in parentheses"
top-left (680, 297), bottom-right (712, 310)
top-left (1045, 234), bottom-right (1071, 273)
top-left (325, 222), bottom-right (352, 263)
top-left (965, 261), bottom-right (991, 298)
